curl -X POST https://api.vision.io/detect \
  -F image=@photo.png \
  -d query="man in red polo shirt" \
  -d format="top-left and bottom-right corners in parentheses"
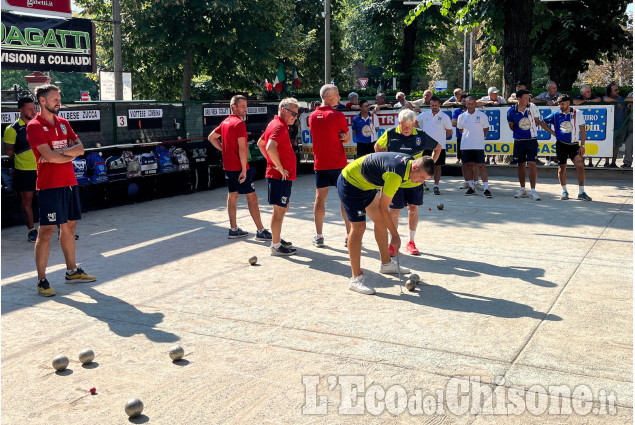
top-left (308, 84), bottom-right (351, 248)
top-left (208, 95), bottom-right (271, 241)
top-left (27, 84), bottom-right (96, 297)
top-left (257, 98), bottom-right (300, 256)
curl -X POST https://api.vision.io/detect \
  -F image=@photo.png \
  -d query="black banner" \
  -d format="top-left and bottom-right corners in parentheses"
top-left (1, 12), bottom-right (96, 72)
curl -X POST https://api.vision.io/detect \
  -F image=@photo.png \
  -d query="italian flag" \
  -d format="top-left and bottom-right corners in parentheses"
top-left (274, 64), bottom-right (285, 92)
top-left (293, 66), bottom-right (301, 88)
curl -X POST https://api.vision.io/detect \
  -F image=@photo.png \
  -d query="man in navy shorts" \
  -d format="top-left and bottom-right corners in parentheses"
top-left (27, 84), bottom-right (96, 297)
top-left (308, 84), bottom-right (351, 247)
top-left (257, 98), bottom-right (299, 256)
top-left (208, 95), bottom-right (272, 240)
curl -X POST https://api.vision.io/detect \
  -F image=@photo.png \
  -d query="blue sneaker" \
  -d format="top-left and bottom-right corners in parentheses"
top-left (577, 192), bottom-right (592, 202)
top-left (560, 191), bottom-right (569, 200)
top-left (28, 229), bottom-right (38, 243)
top-left (255, 229), bottom-right (273, 241)
top-left (228, 228), bottom-right (248, 239)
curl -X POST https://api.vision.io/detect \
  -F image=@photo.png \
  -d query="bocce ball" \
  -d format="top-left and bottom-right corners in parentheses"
top-left (405, 280), bottom-right (416, 292)
top-left (79, 348), bottom-right (95, 365)
top-left (125, 398), bottom-right (144, 417)
top-left (169, 345), bottom-right (184, 361)
top-left (437, 203), bottom-right (444, 210)
top-left (410, 274), bottom-right (420, 283)
top-left (52, 355), bottom-right (69, 371)
top-left (249, 256), bottom-right (258, 265)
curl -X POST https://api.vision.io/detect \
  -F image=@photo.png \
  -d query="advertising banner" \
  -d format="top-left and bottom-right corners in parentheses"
top-left (299, 106), bottom-right (615, 158)
top-left (1, 0), bottom-right (72, 18)
top-left (1, 12), bottom-right (96, 72)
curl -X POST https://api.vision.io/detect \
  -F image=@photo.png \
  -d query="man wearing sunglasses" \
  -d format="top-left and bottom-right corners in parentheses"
top-left (308, 84), bottom-right (352, 248)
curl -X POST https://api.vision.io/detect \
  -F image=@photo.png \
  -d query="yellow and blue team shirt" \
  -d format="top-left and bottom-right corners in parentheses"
top-left (342, 152), bottom-right (420, 198)
top-left (3, 118), bottom-right (37, 171)
top-left (543, 109), bottom-right (586, 144)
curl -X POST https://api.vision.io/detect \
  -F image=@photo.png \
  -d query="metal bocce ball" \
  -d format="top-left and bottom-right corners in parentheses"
top-left (405, 280), bottom-right (416, 292)
top-left (410, 274), bottom-right (420, 283)
top-left (79, 348), bottom-right (95, 365)
top-left (52, 355), bottom-right (69, 371)
top-left (169, 345), bottom-right (184, 361)
top-left (125, 398), bottom-right (144, 417)
top-left (249, 256), bottom-right (258, 265)
top-left (437, 203), bottom-right (444, 210)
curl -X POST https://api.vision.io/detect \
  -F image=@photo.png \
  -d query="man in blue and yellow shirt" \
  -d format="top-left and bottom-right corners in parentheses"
top-left (337, 152), bottom-right (434, 295)
top-left (3, 97), bottom-right (38, 242)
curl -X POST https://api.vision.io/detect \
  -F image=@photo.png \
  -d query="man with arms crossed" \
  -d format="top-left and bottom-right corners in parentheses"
top-left (208, 95), bottom-right (272, 241)
top-left (309, 84), bottom-right (351, 248)
top-left (507, 89), bottom-right (542, 201)
top-left (457, 96), bottom-right (493, 198)
top-left (27, 84), bottom-right (96, 297)
top-left (4, 97), bottom-right (38, 242)
top-left (338, 153), bottom-right (434, 295)
top-left (257, 98), bottom-right (299, 256)
top-left (540, 95), bottom-right (592, 201)
top-left (375, 109), bottom-right (441, 256)
top-left (417, 96), bottom-right (452, 195)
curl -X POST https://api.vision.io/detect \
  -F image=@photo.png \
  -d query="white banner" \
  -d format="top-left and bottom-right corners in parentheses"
top-left (58, 110), bottom-right (100, 121)
top-left (128, 109), bottom-right (163, 119)
top-left (1, 112), bottom-right (20, 124)
top-left (204, 106), bottom-right (267, 116)
top-left (99, 71), bottom-right (133, 101)
top-left (299, 106), bottom-right (615, 157)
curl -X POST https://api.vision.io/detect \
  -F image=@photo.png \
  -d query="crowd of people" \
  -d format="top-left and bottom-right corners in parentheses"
top-left (4, 81), bottom-right (632, 297)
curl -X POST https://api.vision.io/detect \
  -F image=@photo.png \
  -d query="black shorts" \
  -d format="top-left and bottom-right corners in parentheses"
top-left (337, 174), bottom-right (377, 223)
top-left (13, 169), bottom-right (37, 192)
top-left (422, 148), bottom-right (446, 166)
top-left (315, 168), bottom-right (343, 189)
top-left (38, 186), bottom-right (82, 225)
top-left (461, 149), bottom-right (486, 164)
top-left (356, 142), bottom-right (375, 158)
top-left (390, 185), bottom-right (424, 209)
top-left (225, 168), bottom-right (256, 194)
top-left (267, 178), bottom-right (292, 207)
top-left (512, 139), bottom-right (538, 163)
top-left (556, 141), bottom-right (581, 165)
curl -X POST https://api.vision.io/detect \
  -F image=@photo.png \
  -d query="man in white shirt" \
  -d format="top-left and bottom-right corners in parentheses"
top-left (417, 96), bottom-right (453, 195)
top-left (457, 96), bottom-right (492, 198)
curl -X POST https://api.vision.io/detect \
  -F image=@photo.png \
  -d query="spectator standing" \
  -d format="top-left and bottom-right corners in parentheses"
top-left (346, 92), bottom-right (361, 111)
top-left (257, 98), bottom-right (300, 256)
top-left (3, 97), bottom-right (38, 242)
top-left (27, 84), bottom-right (96, 297)
top-left (374, 93), bottom-right (393, 111)
top-left (394, 92), bottom-right (407, 109)
top-left (309, 84), bottom-right (352, 247)
top-left (622, 92), bottom-right (633, 168)
top-left (507, 81), bottom-right (530, 104)
top-left (540, 95), bottom-right (592, 202)
top-left (457, 96), bottom-right (493, 198)
top-left (417, 96), bottom-right (452, 195)
top-left (533, 81), bottom-right (562, 106)
top-left (602, 82), bottom-right (626, 168)
top-left (443, 88), bottom-right (463, 107)
top-left (573, 84), bottom-right (601, 105)
top-left (507, 90), bottom-right (542, 201)
top-left (208, 95), bottom-right (272, 241)
top-left (412, 90), bottom-right (433, 108)
top-left (351, 99), bottom-right (379, 158)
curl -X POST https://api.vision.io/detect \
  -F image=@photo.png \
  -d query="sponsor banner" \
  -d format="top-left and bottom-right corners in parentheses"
top-left (298, 106), bottom-right (614, 157)
top-left (1, 112), bottom-right (21, 124)
top-left (203, 106), bottom-right (267, 116)
top-left (58, 110), bottom-right (100, 121)
top-left (2, 0), bottom-right (72, 18)
top-left (1, 12), bottom-right (96, 72)
top-left (128, 109), bottom-right (163, 130)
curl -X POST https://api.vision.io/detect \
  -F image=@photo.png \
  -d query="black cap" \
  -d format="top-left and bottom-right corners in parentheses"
top-left (557, 94), bottom-right (571, 103)
top-left (516, 80), bottom-right (528, 87)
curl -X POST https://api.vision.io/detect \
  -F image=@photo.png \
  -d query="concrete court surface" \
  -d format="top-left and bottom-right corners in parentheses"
top-left (1, 172), bottom-right (633, 424)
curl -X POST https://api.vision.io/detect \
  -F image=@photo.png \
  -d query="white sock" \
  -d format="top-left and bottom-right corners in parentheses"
top-left (231, 227), bottom-right (238, 231)
top-left (433, 184), bottom-right (438, 188)
top-left (409, 230), bottom-right (416, 241)
top-left (67, 268), bottom-right (77, 274)
top-left (257, 228), bottom-right (265, 232)
top-left (484, 182), bottom-right (489, 190)
top-left (579, 185), bottom-right (585, 194)
top-left (272, 242), bottom-right (282, 249)
top-left (562, 185), bottom-right (567, 192)
top-left (469, 180), bottom-right (475, 188)
top-left (316, 234), bottom-right (323, 238)
top-left (531, 188), bottom-right (536, 194)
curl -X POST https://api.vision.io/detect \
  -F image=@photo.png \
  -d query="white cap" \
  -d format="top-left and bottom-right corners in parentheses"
top-left (488, 86), bottom-right (499, 94)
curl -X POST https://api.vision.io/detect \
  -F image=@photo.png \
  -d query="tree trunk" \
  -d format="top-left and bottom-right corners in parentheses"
top-left (502, 0), bottom-right (534, 98)
top-left (548, 62), bottom-right (579, 92)
top-left (400, 20), bottom-right (417, 95)
top-left (181, 51), bottom-right (193, 101)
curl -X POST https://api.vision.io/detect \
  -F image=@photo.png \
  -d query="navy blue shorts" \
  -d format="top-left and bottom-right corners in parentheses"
top-left (422, 148), bottom-right (447, 166)
top-left (225, 168), bottom-right (256, 194)
top-left (315, 168), bottom-right (343, 189)
top-left (461, 149), bottom-right (485, 164)
top-left (267, 178), bottom-right (292, 207)
top-left (513, 139), bottom-right (538, 163)
top-left (556, 141), bottom-right (581, 165)
top-left (38, 186), bottom-right (82, 225)
top-left (356, 142), bottom-right (375, 158)
top-left (390, 185), bottom-right (423, 209)
top-left (13, 169), bottom-right (37, 192)
top-left (337, 174), bottom-right (377, 223)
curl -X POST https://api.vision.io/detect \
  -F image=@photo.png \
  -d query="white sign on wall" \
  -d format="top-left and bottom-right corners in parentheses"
top-left (100, 71), bottom-right (133, 101)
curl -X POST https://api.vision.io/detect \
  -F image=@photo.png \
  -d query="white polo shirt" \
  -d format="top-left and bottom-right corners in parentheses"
top-left (456, 110), bottom-right (490, 150)
top-left (417, 110), bottom-right (453, 145)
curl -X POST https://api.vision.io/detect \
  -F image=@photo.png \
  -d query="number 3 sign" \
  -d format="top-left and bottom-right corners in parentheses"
top-left (117, 116), bottom-right (128, 127)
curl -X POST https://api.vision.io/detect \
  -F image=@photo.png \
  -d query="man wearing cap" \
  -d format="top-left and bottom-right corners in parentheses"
top-left (507, 81), bottom-right (531, 104)
top-left (507, 89), bottom-right (542, 201)
top-left (337, 152), bottom-right (434, 295)
top-left (478, 87), bottom-right (507, 106)
top-left (540, 95), bottom-right (592, 201)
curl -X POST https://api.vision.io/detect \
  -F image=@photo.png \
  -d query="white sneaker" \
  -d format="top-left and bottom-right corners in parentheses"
top-left (475, 183), bottom-right (484, 191)
top-left (349, 275), bottom-right (376, 295)
top-left (514, 188), bottom-right (527, 198)
top-left (529, 191), bottom-right (541, 201)
top-left (459, 181), bottom-right (469, 189)
top-left (312, 235), bottom-right (325, 247)
top-left (379, 260), bottom-right (410, 275)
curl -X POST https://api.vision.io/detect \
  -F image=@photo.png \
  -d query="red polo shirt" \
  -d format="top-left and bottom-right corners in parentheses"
top-left (27, 113), bottom-right (78, 190)
top-left (308, 105), bottom-right (349, 170)
top-left (262, 115), bottom-right (296, 181)
top-left (213, 114), bottom-right (249, 171)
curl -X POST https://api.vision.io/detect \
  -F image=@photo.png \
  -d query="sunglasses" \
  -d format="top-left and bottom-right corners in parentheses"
top-left (284, 107), bottom-right (298, 118)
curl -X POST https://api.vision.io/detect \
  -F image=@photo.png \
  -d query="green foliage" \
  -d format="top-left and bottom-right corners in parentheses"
top-left (1, 70), bottom-right (99, 102)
